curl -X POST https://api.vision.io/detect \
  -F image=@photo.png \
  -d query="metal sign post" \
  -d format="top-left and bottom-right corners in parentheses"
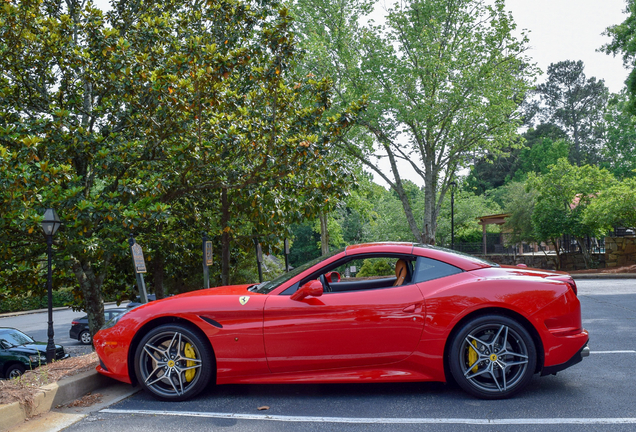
top-left (129, 234), bottom-right (149, 304)
top-left (254, 238), bottom-right (263, 283)
top-left (202, 233), bottom-right (213, 289)
top-left (284, 238), bottom-right (290, 272)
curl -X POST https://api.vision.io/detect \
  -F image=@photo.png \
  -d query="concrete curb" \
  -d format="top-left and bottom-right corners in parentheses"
top-left (0, 369), bottom-right (115, 432)
top-left (571, 273), bottom-right (636, 279)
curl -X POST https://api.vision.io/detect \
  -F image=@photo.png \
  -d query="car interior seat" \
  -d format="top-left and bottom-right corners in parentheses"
top-left (394, 259), bottom-right (408, 286)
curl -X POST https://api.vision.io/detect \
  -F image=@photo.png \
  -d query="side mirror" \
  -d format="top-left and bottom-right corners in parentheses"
top-left (291, 280), bottom-right (324, 301)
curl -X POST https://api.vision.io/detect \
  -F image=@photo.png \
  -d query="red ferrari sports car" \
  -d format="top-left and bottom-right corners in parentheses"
top-left (94, 242), bottom-right (589, 401)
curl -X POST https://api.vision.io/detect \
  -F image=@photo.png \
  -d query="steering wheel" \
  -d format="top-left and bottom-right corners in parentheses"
top-left (319, 274), bottom-right (332, 293)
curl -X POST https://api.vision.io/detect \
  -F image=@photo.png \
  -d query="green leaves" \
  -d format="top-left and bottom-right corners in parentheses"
top-left (292, 0), bottom-right (537, 243)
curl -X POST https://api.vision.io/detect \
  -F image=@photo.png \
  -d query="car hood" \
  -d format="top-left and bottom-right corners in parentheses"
top-left (124, 284), bottom-right (258, 315)
top-left (171, 284), bottom-right (256, 298)
top-left (7, 342), bottom-right (50, 355)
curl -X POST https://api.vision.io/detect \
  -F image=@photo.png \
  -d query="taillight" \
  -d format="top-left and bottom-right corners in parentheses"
top-left (551, 276), bottom-right (578, 296)
top-left (71, 321), bottom-right (79, 325)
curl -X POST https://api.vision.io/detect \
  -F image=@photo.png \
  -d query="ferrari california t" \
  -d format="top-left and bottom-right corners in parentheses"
top-left (94, 242), bottom-right (589, 400)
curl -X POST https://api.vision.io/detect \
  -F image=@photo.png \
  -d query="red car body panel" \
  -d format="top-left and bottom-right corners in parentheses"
top-left (94, 242), bottom-right (588, 388)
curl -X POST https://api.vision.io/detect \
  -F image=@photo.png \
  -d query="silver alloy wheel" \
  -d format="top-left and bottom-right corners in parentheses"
top-left (137, 329), bottom-right (203, 398)
top-left (458, 323), bottom-right (529, 394)
top-left (79, 330), bottom-right (92, 345)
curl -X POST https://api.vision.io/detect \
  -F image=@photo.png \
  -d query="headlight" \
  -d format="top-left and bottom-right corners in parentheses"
top-left (29, 355), bottom-right (46, 364)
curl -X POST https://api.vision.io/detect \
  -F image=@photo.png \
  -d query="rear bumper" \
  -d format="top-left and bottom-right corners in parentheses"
top-left (541, 339), bottom-right (589, 376)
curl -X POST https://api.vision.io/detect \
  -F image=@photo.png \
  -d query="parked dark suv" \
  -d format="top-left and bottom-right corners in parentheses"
top-left (69, 308), bottom-right (128, 345)
top-left (0, 327), bottom-right (69, 379)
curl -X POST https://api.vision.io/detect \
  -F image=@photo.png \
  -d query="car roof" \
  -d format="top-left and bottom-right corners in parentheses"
top-left (343, 242), bottom-right (493, 271)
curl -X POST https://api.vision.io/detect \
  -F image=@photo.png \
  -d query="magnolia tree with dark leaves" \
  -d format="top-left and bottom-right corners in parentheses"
top-left (0, 0), bottom-right (361, 338)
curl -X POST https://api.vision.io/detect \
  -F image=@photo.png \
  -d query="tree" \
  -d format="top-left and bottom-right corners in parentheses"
top-left (291, 0), bottom-right (537, 244)
top-left (583, 177), bottom-right (636, 233)
top-left (602, 0), bottom-right (636, 115)
top-left (498, 181), bottom-right (537, 247)
top-left (0, 0), bottom-right (360, 338)
top-left (435, 188), bottom-right (502, 247)
top-left (601, 92), bottom-right (636, 179)
top-left (464, 123), bottom-right (568, 194)
top-left (529, 159), bottom-right (615, 269)
top-left (534, 60), bottom-right (608, 166)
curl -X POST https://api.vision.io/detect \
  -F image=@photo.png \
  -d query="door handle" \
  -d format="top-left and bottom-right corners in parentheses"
top-left (402, 304), bottom-right (416, 313)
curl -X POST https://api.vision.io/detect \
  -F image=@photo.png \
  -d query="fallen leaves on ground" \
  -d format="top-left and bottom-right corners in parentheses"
top-left (64, 392), bottom-right (102, 408)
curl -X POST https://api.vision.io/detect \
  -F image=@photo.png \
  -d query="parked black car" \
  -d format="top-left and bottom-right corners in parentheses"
top-left (69, 308), bottom-right (128, 345)
top-left (0, 327), bottom-right (69, 379)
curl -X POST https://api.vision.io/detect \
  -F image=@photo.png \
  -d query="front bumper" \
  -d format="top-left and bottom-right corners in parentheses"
top-left (541, 340), bottom-right (590, 376)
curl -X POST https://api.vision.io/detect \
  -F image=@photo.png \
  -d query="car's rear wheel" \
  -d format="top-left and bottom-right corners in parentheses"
top-left (79, 330), bottom-right (92, 345)
top-left (449, 314), bottom-right (536, 399)
top-left (134, 324), bottom-right (213, 401)
top-left (6, 363), bottom-right (25, 380)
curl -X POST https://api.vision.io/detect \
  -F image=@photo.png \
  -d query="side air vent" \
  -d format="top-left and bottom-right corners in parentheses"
top-left (200, 316), bottom-right (223, 329)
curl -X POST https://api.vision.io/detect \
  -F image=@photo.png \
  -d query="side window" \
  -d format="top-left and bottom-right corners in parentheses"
top-left (413, 257), bottom-right (462, 283)
top-left (284, 255), bottom-right (417, 295)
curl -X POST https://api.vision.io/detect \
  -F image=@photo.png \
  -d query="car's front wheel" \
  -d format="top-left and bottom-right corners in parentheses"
top-left (79, 330), bottom-right (92, 345)
top-left (6, 363), bottom-right (25, 380)
top-left (449, 314), bottom-right (537, 399)
top-left (134, 324), bottom-right (213, 401)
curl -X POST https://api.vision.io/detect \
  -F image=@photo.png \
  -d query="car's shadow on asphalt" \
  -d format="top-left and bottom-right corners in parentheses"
top-left (119, 372), bottom-right (582, 417)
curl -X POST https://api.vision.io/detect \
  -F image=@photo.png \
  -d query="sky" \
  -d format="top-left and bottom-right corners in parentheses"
top-left (505, 0), bottom-right (629, 93)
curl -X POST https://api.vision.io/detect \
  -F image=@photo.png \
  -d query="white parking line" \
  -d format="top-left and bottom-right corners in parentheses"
top-left (590, 350), bottom-right (636, 354)
top-left (100, 409), bottom-right (636, 425)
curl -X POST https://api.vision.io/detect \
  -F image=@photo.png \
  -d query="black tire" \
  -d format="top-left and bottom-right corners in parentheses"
top-left (449, 314), bottom-right (536, 399)
top-left (79, 330), bottom-right (92, 345)
top-left (6, 363), bottom-right (26, 380)
top-left (134, 324), bottom-right (213, 401)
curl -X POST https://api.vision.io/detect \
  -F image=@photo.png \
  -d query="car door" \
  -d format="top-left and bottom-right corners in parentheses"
top-left (263, 257), bottom-right (425, 374)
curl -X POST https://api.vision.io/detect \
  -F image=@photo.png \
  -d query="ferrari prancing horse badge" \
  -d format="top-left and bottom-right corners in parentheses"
top-left (239, 296), bottom-right (250, 305)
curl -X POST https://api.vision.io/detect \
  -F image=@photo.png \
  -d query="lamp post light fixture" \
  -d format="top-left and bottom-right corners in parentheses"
top-left (41, 208), bottom-right (61, 363)
top-left (449, 181), bottom-right (457, 250)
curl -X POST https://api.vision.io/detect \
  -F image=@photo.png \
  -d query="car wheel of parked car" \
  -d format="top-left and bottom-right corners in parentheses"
top-left (6, 363), bottom-right (25, 379)
top-left (134, 324), bottom-right (213, 401)
top-left (79, 330), bottom-right (92, 345)
top-left (449, 314), bottom-right (536, 399)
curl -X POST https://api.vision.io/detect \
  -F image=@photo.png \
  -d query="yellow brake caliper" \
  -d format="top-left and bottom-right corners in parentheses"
top-left (184, 343), bottom-right (196, 382)
top-left (468, 340), bottom-right (479, 373)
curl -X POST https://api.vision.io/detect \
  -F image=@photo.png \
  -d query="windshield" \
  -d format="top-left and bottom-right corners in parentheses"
top-left (253, 248), bottom-right (345, 294)
top-left (0, 329), bottom-right (35, 347)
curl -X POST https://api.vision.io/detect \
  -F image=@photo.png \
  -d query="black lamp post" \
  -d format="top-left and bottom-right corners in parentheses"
top-left (41, 208), bottom-right (61, 363)
top-left (449, 181), bottom-right (457, 250)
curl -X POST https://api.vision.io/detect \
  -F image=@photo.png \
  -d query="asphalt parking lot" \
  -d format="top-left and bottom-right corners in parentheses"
top-left (56, 279), bottom-right (636, 432)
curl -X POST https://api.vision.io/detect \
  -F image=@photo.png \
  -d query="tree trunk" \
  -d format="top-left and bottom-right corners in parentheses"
top-left (422, 166), bottom-right (438, 245)
top-left (575, 236), bottom-right (591, 269)
top-left (70, 258), bottom-right (105, 343)
top-left (221, 187), bottom-right (230, 285)
top-left (152, 250), bottom-right (165, 299)
top-left (551, 238), bottom-right (562, 270)
top-left (319, 213), bottom-right (329, 255)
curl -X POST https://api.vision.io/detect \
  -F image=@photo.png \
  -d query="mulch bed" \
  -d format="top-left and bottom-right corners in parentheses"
top-left (0, 352), bottom-right (98, 406)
